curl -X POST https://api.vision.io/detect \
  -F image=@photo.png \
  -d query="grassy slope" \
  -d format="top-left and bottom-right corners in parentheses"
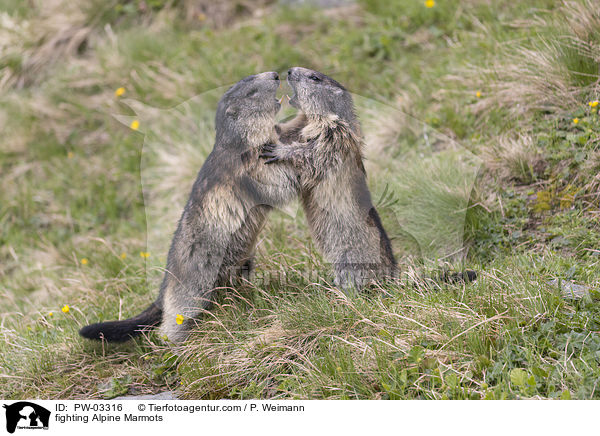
top-left (0, 0), bottom-right (599, 399)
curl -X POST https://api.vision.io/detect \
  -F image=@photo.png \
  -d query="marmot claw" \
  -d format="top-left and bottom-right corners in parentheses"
top-left (260, 143), bottom-right (280, 164)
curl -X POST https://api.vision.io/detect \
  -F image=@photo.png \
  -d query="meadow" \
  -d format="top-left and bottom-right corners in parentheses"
top-left (1, 0), bottom-right (599, 399)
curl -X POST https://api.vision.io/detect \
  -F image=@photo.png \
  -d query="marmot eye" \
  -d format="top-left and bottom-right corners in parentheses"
top-left (308, 74), bottom-right (321, 82)
top-left (246, 89), bottom-right (258, 97)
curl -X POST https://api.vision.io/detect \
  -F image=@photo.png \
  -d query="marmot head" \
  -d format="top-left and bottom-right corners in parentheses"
top-left (216, 71), bottom-right (281, 148)
top-left (287, 67), bottom-right (355, 123)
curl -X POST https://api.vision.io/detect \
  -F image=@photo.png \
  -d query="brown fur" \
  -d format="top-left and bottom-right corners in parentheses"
top-left (263, 68), bottom-right (397, 291)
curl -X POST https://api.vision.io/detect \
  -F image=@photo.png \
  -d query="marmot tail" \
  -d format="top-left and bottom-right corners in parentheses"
top-left (78, 301), bottom-right (162, 342)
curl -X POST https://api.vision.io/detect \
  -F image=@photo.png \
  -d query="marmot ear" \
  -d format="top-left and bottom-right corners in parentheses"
top-left (226, 105), bottom-right (239, 117)
top-left (334, 88), bottom-right (344, 95)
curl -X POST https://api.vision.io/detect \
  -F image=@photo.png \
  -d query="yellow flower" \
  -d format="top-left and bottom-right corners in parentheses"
top-left (140, 251), bottom-right (150, 258)
top-left (196, 12), bottom-right (206, 22)
top-left (120, 252), bottom-right (127, 259)
top-left (115, 87), bottom-right (126, 97)
top-left (476, 91), bottom-right (481, 98)
top-left (61, 305), bottom-right (70, 314)
top-left (67, 151), bottom-right (74, 159)
top-left (573, 118), bottom-right (579, 124)
top-left (176, 314), bottom-right (184, 325)
top-left (425, 0), bottom-right (435, 8)
top-left (588, 100), bottom-right (598, 107)
top-left (48, 312), bottom-right (53, 317)
top-left (130, 120), bottom-right (140, 130)
top-left (81, 258), bottom-right (89, 265)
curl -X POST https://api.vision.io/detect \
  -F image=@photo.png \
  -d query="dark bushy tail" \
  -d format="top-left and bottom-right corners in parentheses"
top-left (413, 269), bottom-right (478, 289)
top-left (79, 302), bottom-right (162, 342)
top-left (439, 270), bottom-right (478, 284)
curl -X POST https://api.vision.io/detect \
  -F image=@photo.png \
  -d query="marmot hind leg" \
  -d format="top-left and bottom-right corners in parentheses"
top-left (333, 264), bottom-right (370, 293)
top-left (159, 289), bottom-right (213, 343)
top-left (158, 241), bottom-right (225, 343)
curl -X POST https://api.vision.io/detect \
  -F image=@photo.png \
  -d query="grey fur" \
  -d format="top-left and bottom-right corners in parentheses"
top-left (80, 72), bottom-right (300, 343)
top-left (262, 67), bottom-right (397, 291)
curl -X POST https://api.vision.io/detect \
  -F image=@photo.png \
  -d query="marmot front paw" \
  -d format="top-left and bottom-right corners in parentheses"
top-left (260, 143), bottom-right (280, 164)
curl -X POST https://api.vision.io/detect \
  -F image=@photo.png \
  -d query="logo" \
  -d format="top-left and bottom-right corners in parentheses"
top-left (3, 402), bottom-right (50, 434)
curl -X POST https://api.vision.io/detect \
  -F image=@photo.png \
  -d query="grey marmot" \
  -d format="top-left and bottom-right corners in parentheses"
top-left (80, 72), bottom-right (300, 343)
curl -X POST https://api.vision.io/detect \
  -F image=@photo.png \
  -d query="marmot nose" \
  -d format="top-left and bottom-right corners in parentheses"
top-left (259, 71), bottom-right (279, 81)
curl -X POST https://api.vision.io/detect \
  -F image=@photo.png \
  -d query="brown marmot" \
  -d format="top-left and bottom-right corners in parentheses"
top-left (262, 67), bottom-right (397, 291)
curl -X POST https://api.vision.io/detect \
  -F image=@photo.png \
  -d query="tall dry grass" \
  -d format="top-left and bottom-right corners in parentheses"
top-left (454, 0), bottom-right (600, 121)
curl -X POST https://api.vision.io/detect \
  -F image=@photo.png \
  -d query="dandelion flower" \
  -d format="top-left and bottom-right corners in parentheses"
top-left (62, 305), bottom-right (70, 314)
top-left (115, 87), bottom-right (126, 97)
top-left (476, 91), bottom-right (481, 98)
top-left (176, 314), bottom-right (184, 325)
top-left (130, 120), bottom-right (140, 130)
top-left (67, 151), bottom-right (74, 159)
top-left (140, 251), bottom-right (150, 258)
top-left (425, 0), bottom-right (435, 8)
top-left (120, 252), bottom-right (127, 259)
top-left (48, 312), bottom-right (53, 317)
top-left (588, 100), bottom-right (598, 107)
top-left (81, 258), bottom-right (89, 265)
top-left (573, 118), bottom-right (579, 124)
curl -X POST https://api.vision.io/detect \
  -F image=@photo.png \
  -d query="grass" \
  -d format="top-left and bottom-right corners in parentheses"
top-left (1, 0), bottom-right (599, 399)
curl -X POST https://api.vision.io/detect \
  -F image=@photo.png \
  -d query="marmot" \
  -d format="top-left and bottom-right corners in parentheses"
top-left (264, 67), bottom-right (476, 290)
top-left (80, 72), bottom-right (300, 343)
top-left (262, 67), bottom-right (397, 291)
